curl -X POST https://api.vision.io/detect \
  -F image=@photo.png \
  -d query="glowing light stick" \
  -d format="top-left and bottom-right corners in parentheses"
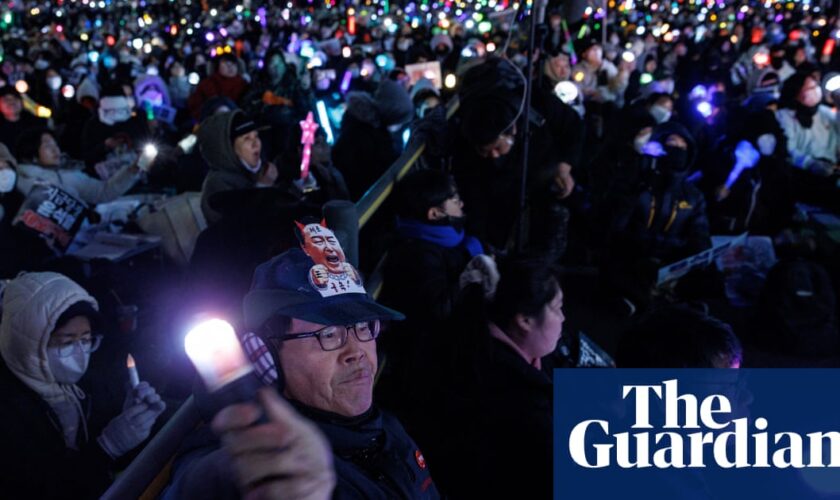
top-left (340, 69), bottom-right (353, 94)
top-left (724, 140), bottom-right (760, 190)
top-left (316, 100), bottom-right (334, 145)
top-left (299, 112), bottom-right (319, 180)
top-left (554, 81), bottom-right (579, 104)
top-left (184, 319), bottom-right (253, 392)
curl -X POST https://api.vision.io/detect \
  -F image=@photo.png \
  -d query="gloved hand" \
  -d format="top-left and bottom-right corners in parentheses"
top-left (459, 254), bottom-right (500, 300)
top-left (98, 381), bottom-right (166, 459)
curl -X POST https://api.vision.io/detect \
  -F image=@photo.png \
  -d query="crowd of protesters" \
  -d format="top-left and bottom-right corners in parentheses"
top-left (0, 0), bottom-right (839, 497)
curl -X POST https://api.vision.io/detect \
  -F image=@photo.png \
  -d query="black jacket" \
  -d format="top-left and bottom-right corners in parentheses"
top-left (0, 359), bottom-right (114, 499)
top-left (416, 336), bottom-right (554, 500)
top-left (166, 401), bottom-right (439, 500)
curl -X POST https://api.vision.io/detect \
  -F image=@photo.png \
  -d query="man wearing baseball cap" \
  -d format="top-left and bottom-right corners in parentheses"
top-left (167, 220), bottom-right (439, 499)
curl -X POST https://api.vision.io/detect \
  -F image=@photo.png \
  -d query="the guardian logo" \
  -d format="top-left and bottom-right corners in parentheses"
top-left (568, 379), bottom-right (840, 469)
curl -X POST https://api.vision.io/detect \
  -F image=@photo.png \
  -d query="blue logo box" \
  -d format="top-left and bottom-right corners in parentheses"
top-left (554, 369), bottom-right (840, 499)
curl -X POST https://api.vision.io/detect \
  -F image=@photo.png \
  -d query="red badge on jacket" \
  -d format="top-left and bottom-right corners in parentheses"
top-left (415, 450), bottom-right (427, 470)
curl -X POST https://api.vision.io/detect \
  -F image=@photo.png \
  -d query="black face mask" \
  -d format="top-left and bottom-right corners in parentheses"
top-left (431, 214), bottom-right (466, 232)
top-left (770, 56), bottom-right (785, 70)
top-left (794, 102), bottom-right (819, 128)
top-left (661, 145), bottom-right (689, 173)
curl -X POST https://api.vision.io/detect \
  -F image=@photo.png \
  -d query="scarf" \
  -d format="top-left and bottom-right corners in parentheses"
top-left (793, 102), bottom-right (818, 128)
top-left (396, 218), bottom-right (484, 257)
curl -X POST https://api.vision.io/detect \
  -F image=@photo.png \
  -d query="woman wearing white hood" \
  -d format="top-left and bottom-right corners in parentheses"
top-left (0, 272), bottom-right (166, 498)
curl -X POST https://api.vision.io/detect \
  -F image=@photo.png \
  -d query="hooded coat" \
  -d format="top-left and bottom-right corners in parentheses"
top-left (0, 272), bottom-right (113, 499)
top-left (198, 110), bottom-right (263, 225)
top-left (331, 92), bottom-right (400, 201)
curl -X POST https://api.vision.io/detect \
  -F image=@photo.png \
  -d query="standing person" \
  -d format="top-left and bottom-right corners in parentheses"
top-left (0, 272), bottom-right (166, 498)
top-left (198, 111), bottom-right (278, 225)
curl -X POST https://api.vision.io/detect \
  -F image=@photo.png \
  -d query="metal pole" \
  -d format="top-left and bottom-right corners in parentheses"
top-left (101, 396), bottom-right (201, 500)
top-left (516, 0), bottom-right (545, 251)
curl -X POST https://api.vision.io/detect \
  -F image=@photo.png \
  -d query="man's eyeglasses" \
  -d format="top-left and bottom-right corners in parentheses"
top-left (55, 335), bottom-right (103, 358)
top-left (274, 320), bottom-right (381, 352)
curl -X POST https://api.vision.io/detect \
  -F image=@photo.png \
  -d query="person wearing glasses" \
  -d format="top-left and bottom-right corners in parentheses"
top-left (166, 221), bottom-right (439, 499)
top-left (0, 272), bottom-right (166, 499)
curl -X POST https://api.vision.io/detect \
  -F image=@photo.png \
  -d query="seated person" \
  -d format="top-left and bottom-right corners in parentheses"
top-left (0, 272), bottom-right (166, 498)
top-left (15, 128), bottom-right (142, 205)
top-left (0, 86), bottom-right (47, 151)
top-left (380, 169), bottom-right (494, 323)
top-left (199, 111), bottom-right (278, 225)
top-left (411, 257), bottom-right (565, 500)
top-left (0, 143), bottom-right (22, 230)
top-left (166, 220), bottom-right (439, 499)
top-left (616, 304), bottom-right (742, 368)
top-left (79, 84), bottom-right (152, 168)
top-left (775, 72), bottom-right (839, 176)
top-left (608, 123), bottom-right (711, 311)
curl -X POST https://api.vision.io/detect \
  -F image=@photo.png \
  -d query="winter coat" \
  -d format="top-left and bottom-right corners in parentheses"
top-left (165, 402), bottom-right (439, 500)
top-left (79, 114), bottom-right (151, 167)
top-left (532, 75), bottom-right (584, 169)
top-left (776, 105), bottom-right (840, 168)
top-left (0, 272), bottom-right (113, 499)
top-left (612, 173), bottom-right (711, 264)
top-left (16, 159), bottom-right (139, 205)
top-left (187, 72), bottom-right (249, 120)
top-left (0, 112), bottom-right (47, 151)
top-left (416, 334), bottom-right (554, 500)
top-left (198, 110), bottom-right (267, 225)
top-left (331, 93), bottom-right (400, 201)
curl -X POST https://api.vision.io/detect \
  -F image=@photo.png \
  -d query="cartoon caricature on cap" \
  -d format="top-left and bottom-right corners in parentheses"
top-left (295, 220), bottom-right (364, 296)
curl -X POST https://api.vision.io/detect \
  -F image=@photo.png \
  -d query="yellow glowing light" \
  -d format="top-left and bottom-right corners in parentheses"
top-left (36, 106), bottom-right (52, 119)
top-left (444, 73), bottom-right (457, 88)
top-left (574, 71), bottom-right (585, 83)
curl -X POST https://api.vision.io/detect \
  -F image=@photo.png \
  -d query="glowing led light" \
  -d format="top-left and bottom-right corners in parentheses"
top-left (697, 101), bottom-right (713, 118)
top-left (554, 81), bottom-right (579, 104)
top-left (184, 319), bottom-right (253, 392)
top-left (132, 38), bottom-right (143, 50)
top-left (14, 80), bottom-right (28, 94)
top-left (826, 75), bottom-right (840, 93)
top-left (622, 51), bottom-right (636, 63)
top-left (61, 85), bottom-right (75, 99)
top-left (342, 46), bottom-right (352, 58)
top-left (574, 71), bottom-right (585, 83)
top-left (444, 73), bottom-right (457, 88)
top-left (188, 72), bottom-right (200, 85)
top-left (486, 42), bottom-right (496, 53)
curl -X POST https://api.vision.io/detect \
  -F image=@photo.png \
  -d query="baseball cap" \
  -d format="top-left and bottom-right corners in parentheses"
top-left (243, 221), bottom-right (404, 329)
top-left (229, 113), bottom-right (267, 142)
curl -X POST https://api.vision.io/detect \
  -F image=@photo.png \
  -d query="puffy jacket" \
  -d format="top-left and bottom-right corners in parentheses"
top-left (16, 159), bottom-right (139, 205)
top-left (0, 272), bottom-right (113, 499)
top-left (198, 110), bottom-right (261, 225)
top-left (776, 105), bottom-right (840, 168)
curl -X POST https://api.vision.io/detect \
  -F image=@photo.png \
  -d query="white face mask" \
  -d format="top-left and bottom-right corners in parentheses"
top-left (801, 86), bottom-right (823, 108)
top-left (634, 133), bottom-right (652, 153)
top-left (98, 96), bottom-right (132, 125)
top-left (0, 168), bottom-right (15, 193)
top-left (47, 347), bottom-right (90, 384)
top-left (47, 76), bottom-right (62, 91)
top-left (757, 133), bottom-right (777, 156)
top-left (649, 105), bottom-right (672, 124)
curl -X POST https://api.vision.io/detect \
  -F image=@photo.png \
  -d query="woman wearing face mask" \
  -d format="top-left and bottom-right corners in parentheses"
top-left (79, 84), bottom-right (153, 167)
top-left (167, 61), bottom-right (192, 110)
top-left (775, 71), bottom-right (840, 178)
top-left (0, 143), bottom-right (22, 231)
top-left (241, 49), bottom-right (313, 132)
top-left (15, 128), bottom-right (142, 205)
top-left (0, 272), bottom-right (166, 498)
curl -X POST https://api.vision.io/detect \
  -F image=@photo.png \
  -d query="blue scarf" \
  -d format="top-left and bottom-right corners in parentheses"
top-left (396, 218), bottom-right (484, 257)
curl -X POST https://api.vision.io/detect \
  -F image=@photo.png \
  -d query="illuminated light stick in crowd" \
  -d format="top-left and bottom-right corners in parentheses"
top-left (316, 100), bottom-right (334, 145)
top-left (347, 8), bottom-right (357, 35)
top-left (299, 111), bottom-right (319, 180)
top-left (823, 38), bottom-right (836, 58)
top-left (340, 69), bottom-right (353, 94)
top-left (127, 353), bottom-right (140, 388)
top-left (184, 319), bottom-right (254, 392)
top-left (723, 140), bottom-right (761, 191)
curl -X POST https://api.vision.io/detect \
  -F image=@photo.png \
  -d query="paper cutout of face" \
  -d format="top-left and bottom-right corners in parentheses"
top-left (297, 221), bottom-right (365, 297)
